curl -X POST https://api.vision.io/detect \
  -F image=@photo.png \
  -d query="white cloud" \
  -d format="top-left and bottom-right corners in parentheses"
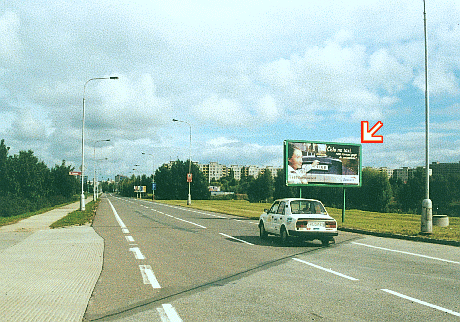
top-left (2, 0), bottom-right (460, 174)
top-left (0, 11), bottom-right (22, 64)
top-left (10, 109), bottom-right (49, 141)
top-left (207, 137), bottom-right (239, 146)
top-left (84, 74), bottom-right (171, 139)
top-left (259, 31), bottom-right (405, 122)
top-left (193, 94), bottom-right (252, 127)
top-left (256, 95), bottom-right (279, 122)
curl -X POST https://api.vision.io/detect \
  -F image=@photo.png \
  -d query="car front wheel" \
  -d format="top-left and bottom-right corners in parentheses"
top-left (259, 222), bottom-right (268, 239)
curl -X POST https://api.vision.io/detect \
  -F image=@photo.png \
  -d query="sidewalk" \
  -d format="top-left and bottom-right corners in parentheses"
top-left (0, 199), bottom-right (104, 322)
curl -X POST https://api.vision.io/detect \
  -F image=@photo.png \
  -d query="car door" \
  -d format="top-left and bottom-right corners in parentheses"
top-left (273, 201), bottom-right (286, 234)
top-left (265, 201), bottom-right (279, 233)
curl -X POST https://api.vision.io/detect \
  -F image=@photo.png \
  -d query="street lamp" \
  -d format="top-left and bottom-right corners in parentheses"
top-left (94, 139), bottom-right (110, 201)
top-left (142, 152), bottom-right (155, 200)
top-left (173, 118), bottom-right (192, 205)
top-left (133, 164), bottom-right (140, 198)
top-left (421, 0), bottom-right (432, 233)
top-left (80, 76), bottom-right (118, 211)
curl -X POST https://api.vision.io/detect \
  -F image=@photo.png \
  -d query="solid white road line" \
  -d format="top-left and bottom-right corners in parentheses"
top-left (129, 247), bottom-right (145, 260)
top-left (219, 233), bottom-right (254, 245)
top-left (139, 265), bottom-right (161, 289)
top-left (173, 216), bottom-right (207, 229)
top-left (157, 304), bottom-right (183, 322)
top-left (108, 199), bottom-right (127, 229)
top-left (352, 242), bottom-right (460, 265)
top-left (381, 289), bottom-right (460, 317)
top-left (149, 208), bottom-right (207, 229)
top-left (293, 258), bottom-right (359, 281)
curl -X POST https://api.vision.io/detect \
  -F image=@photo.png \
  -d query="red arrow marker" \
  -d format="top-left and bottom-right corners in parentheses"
top-left (361, 121), bottom-right (383, 143)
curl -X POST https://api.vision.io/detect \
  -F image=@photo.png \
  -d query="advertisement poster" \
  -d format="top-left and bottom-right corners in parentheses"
top-left (285, 140), bottom-right (361, 187)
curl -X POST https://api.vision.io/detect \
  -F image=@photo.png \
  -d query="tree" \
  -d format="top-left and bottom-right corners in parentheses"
top-left (396, 168), bottom-right (424, 213)
top-left (154, 160), bottom-right (210, 200)
top-left (8, 150), bottom-right (50, 200)
top-left (0, 139), bottom-right (10, 196)
top-left (50, 161), bottom-right (79, 198)
top-left (273, 169), bottom-right (297, 199)
top-left (247, 169), bottom-right (274, 203)
top-left (348, 168), bottom-right (392, 212)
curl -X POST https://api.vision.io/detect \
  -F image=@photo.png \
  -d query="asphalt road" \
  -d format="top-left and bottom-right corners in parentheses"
top-left (84, 194), bottom-right (460, 321)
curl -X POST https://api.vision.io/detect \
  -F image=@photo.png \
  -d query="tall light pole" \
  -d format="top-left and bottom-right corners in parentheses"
top-left (80, 76), bottom-right (118, 211)
top-left (142, 152), bottom-right (155, 200)
top-left (133, 164), bottom-right (140, 198)
top-left (173, 118), bottom-right (192, 205)
top-left (94, 139), bottom-right (110, 201)
top-left (421, 0), bottom-right (432, 233)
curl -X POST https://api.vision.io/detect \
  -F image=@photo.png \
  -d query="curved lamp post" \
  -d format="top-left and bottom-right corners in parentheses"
top-left (93, 139), bottom-right (110, 201)
top-left (80, 76), bottom-right (118, 211)
top-left (173, 118), bottom-right (192, 205)
top-left (142, 152), bottom-right (155, 200)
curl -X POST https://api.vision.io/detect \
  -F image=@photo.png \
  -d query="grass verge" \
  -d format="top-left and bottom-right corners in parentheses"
top-left (153, 199), bottom-right (460, 243)
top-left (50, 199), bottom-right (100, 229)
top-left (0, 200), bottom-right (78, 228)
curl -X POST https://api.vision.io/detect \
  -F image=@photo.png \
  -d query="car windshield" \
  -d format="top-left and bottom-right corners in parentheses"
top-left (290, 200), bottom-right (326, 215)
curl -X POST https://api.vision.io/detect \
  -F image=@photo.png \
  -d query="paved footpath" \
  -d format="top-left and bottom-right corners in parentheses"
top-left (0, 199), bottom-right (104, 322)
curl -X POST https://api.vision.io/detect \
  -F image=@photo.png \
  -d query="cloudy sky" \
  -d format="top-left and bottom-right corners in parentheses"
top-left (1, 0), bottom-right (460, 179)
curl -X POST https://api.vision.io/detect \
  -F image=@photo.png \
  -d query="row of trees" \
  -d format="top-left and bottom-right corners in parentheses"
top-left (0, 139), bottom-right (79, 217)
top-left (116, 159), bottom-right (459, 214)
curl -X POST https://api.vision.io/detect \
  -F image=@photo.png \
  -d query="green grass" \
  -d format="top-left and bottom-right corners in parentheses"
top-left (153, 199), bottom-right (460, 243)
top-left (50, 199), bottom-right (100, 229)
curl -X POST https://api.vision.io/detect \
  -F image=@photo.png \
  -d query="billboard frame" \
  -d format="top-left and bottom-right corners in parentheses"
top-left (284, 140), bottom-right (362, 188)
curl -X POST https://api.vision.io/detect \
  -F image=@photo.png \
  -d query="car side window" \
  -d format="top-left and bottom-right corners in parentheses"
top-left (269, 202), bottom-right (279, 214)
top-left (277, 202), bottom-right (286, 215)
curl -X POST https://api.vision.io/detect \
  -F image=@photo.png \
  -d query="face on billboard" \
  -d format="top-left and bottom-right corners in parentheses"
top-left (285, 141), bottom-right (361, 187)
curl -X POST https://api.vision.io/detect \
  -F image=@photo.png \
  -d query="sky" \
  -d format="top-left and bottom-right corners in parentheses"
top-left (1, 0), bottom-right (460, 180)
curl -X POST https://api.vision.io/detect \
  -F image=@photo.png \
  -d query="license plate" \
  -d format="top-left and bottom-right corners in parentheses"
top-left (307, 221), bottom-right (325, 228)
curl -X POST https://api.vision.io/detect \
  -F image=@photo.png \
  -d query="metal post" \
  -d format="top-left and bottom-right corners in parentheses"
top-left (80, 95), bottom-right (86, 211)
top-left (187, 123), bottom-right (192, 205)
top-left (421, 0), bottom-right (432, 233)
top-left (142, 152), bottom-right (155, 200)
top-left (173, 119), bottom-right (192, 205)
top-left (80, 77), bottom-right (118, 211)
top-left (342, 188), bottom-right (346, 223)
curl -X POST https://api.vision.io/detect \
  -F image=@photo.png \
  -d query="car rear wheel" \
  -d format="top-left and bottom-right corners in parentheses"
top-left (259, 222), bottom-right (268, 239)
top-left (321, 238), bottom-right (333, 247)
top-left (280, 227), bottom-right (289, 245)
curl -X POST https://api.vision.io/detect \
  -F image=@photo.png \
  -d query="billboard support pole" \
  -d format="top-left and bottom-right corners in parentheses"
top-left (342, 188), bottom-right (346, 223)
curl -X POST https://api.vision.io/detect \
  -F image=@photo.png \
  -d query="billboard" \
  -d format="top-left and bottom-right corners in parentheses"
top-left (285, 140), bottom-right (361, 187)
top-left (134, 186), bottom-right (147, 192)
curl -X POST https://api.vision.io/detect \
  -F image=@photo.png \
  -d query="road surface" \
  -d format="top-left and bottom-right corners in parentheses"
top-left (84, 194), bottom-right (460, 321)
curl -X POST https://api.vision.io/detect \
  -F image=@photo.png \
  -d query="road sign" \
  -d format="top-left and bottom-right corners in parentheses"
top-left (152, 183), bottom-right (157, 190)
top-left (361, 121), bottom-right (383, 143)
top-left (187, 173), bottom-right (192, 183)
top-left (69, 171), bottom-right (82, 176)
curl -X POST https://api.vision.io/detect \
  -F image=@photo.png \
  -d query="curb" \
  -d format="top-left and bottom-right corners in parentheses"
top-left (338, 227), bottom-right (460, 247)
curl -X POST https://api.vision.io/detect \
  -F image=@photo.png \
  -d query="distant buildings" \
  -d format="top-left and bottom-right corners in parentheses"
top-left (199, 161), bottom-right (282, 183)
top-left (122, 160), bottom-right (460, 186)
top-left (375, 161), bottom-right (460, 183)
top-left (430, 161), bottom-right (460, 178)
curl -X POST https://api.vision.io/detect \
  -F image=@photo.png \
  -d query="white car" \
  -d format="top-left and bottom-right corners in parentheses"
top-left (259, 198), bottom-right (338, 246)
